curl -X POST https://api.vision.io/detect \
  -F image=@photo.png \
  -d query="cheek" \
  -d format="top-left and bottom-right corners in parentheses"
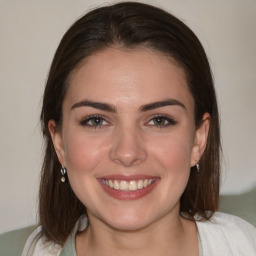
top-left (62, 132), bottom-right (109, 205)
top-left (63, 131), bottom-right (107, 175)
top-left (150, 133), bottom-right (194, 203)
top-left (149, 131), bottom-right (194, 176)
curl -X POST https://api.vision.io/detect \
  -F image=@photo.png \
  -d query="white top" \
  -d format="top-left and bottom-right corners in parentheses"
top-left (21, 212), bottom-right (256, 256)
top-left (196, 212), bottom-right (256, 255)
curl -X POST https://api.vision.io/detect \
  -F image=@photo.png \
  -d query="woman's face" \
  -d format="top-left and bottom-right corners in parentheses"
top-left (50, 47), bottom-right (209, 231)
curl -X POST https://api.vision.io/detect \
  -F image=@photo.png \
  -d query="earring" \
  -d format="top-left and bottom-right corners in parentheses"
top-left (195, 163), bottom-right (200, 173)
top-left (60, 166), bottom-right (67, 182)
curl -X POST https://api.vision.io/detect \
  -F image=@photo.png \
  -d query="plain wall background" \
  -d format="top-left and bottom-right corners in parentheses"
top-left (0, 0), bottom-right (255, 233)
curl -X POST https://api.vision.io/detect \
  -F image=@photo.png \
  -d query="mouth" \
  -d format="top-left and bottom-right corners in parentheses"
top-left (101, 178), bottom-right (156, 191)
top-left (98, 176), bottom-right (159, 200)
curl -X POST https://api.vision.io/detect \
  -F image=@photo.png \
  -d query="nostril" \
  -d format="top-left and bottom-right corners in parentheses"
top-left (110, 142), bottom-right (147, 167)
top-left (109, 129), bottom-right (148, 166)
top-left (112, 154), bottom-right (142, 167)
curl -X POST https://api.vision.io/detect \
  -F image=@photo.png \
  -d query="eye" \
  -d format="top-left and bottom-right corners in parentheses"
top-left (147, 115), bottom-right (176, 127)
top-left (80, 115), bottom-right (109, 128)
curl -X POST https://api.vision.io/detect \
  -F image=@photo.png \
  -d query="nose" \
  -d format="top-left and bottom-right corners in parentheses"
top-left (110, 126), bottom-right (147, 167)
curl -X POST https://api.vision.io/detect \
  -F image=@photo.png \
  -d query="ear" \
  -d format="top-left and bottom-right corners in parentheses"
top-left (48, 120), bottom-right (66, 167)
top-left (190, 113), bottom-right (210, 167)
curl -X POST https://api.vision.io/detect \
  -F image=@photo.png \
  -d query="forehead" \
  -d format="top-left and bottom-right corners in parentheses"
top-left (65, 47), bottom-right (194, 110)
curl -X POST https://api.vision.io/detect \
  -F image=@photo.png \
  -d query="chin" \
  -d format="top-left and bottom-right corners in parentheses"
top-left (99, 207), bottom-right (156, 232)
top-left (106, 217), bottom-right (150, 232)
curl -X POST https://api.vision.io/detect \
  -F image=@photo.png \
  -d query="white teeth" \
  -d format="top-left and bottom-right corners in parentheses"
top-left (129, 181), bottom-right (137, 191)
top-left (102, 178), bottom-right (156, 191)
top-left (120, 180), bottom-right (129, 190)
top-left (109, 180), bottom-right (114, 188)
top-left (114, 180), bottom-right (120, 190)
top-left (137, 179), bottom-right (144, 189)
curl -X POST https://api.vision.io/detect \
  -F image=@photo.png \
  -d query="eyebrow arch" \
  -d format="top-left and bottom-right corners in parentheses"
top-left (140, 99), bottom-right (186, 112)
top-left (71, 99), bottom-right (186, 112)
top-left (71, 100), bottom-right (116, 112)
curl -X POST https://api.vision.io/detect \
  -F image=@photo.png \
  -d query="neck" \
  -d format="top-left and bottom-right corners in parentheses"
top-left (76, 210), bottom-right (198, 256)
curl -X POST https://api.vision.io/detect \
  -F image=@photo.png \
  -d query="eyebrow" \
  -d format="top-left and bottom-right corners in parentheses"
top-left (140, 99), bottom-right (186, 112)
top-left (71, 100), bottom-right (116, 112)
top-left (71, 99), bottom-right (186, 112)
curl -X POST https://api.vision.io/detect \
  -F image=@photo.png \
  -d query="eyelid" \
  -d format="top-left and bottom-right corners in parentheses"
top-left (79, 114), bottom-right (110, 127)
top-left (145, 114), bottom-right (177, 127)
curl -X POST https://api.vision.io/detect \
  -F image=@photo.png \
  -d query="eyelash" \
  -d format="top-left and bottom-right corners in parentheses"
top-left (80, 115), bottom-right (109, 128)
top-left (146, 115), bottom-right (177, 128)
top-left (80, 115), bottom-right (176, 129)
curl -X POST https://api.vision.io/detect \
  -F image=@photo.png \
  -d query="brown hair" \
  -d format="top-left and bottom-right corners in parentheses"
top-left (39, 1), bottom-right (220, 244)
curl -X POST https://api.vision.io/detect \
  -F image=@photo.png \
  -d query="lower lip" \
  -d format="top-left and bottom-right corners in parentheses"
top-left (98, 179), bottom-right (160, 200)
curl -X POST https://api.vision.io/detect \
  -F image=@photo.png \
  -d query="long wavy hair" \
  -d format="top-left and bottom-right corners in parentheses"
top-left (39, 1), bottom-right (220, 245)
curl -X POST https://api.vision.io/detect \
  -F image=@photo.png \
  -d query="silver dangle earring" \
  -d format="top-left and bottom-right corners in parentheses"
top-left (195, 163), bottom-right (200, 173)
top-left (60, 166), bottom-right (67, 182)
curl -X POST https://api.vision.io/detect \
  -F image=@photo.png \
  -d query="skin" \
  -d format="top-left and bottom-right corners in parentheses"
top-left (49, 47), bottom-right (210, 256)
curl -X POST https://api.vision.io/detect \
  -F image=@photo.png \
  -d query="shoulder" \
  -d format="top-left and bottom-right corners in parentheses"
top-left (207, 212), bottom-right (256, 235)
top-left (0, 226), bottom-right (36, 256)
top-left (197, 212), bottom-right (256, 254)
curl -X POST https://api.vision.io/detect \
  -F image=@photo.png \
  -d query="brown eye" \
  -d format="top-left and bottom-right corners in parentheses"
top-left (80, 115), bottom-right (108, 127)
top-left (147, 115), bottom-right (177, 127)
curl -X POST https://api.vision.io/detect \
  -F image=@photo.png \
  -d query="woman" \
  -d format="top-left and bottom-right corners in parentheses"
top-left (1, 2), bottom-right (256, 255)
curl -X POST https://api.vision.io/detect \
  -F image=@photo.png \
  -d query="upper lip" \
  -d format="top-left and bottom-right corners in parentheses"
top-left (98, 175), bottom-right (159, 181)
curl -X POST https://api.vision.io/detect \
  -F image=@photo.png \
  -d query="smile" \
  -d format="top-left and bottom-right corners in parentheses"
top-left (101, 178), bottom-right (156, 191)
top-left (98, 176), bottom-right (159, 200)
